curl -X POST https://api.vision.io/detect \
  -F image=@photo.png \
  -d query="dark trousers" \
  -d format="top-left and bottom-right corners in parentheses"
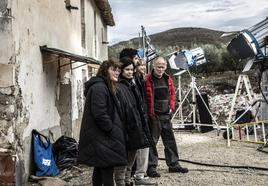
top-left (92, 167), bottom-right (114, 186)
top-left (148, 115), bottom-right (179, 171)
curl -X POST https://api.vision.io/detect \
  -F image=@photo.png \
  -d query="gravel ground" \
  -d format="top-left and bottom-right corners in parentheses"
top-left (28, 130), bottom-right (268, 186)
top-left (152, 130), bottom-right (268, 186)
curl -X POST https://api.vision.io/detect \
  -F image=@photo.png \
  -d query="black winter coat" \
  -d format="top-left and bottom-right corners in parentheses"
top-left (134, 73), bottom-right (148, 120)
top-left (77, 76), bottom-right (127, 168)
top-left (134, 74), bottom-right (155, 147)
top-left (118, 78), bottom-right (150, 150)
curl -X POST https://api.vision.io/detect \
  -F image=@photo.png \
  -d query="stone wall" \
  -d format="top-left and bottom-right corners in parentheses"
top-left (0, 87), bottom-right (17, 149)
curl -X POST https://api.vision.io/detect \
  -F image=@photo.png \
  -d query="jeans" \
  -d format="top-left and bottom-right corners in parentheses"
top-left (135, 147), bottom-right (149, 179)
top-left (114, 166), bottom-right (126, 186)
top-left (114, 150), bottom-right (137, 185)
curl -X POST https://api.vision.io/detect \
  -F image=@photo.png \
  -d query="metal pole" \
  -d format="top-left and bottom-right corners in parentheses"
top-left (138, 32), bottom-right (141, 48)
top-left (179, 75), bottom-right (184, 124)
top-left (192, 76), bottom-right (197, 126)
top-left (141, 25), bottom-right (148, 73)
top-left (172, 86), bottom-right (192, 121)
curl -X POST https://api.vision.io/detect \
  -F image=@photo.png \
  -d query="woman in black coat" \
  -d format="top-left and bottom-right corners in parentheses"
top-left (114, 57), bottom-right (150, 186)
top-left (119, 59), bottom-right (150, 150)
top-left (78, 60), bottom-right (127, 186)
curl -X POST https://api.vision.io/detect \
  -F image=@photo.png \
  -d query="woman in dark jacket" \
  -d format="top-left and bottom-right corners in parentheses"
top-left (114, 57), bottom-right (150, 186)
top-left (119, 59), bottom-right (150, 150)
top-left (78, 60), bottom-right (127, 186)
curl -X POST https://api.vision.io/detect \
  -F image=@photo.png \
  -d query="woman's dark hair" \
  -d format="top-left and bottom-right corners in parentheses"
top-left (119, 48), bottom-right (138, 59)
top-left (120, 57), bottom-right (135, 70)
top-left (97, 59), bottom-right (121, 95)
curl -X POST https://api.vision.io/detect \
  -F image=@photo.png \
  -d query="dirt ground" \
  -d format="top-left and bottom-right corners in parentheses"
top-left (152, 130), bottom-right (268, 186)
top-left (28, 130), bottom-right (268, 186)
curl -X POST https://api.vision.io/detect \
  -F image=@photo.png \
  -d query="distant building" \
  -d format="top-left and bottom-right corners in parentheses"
top-left (0, 0), bottom-right (114, 182)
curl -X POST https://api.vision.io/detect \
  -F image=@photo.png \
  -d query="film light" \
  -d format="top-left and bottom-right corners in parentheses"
top-left (168, 47), bottom-right (206, 70)
top-left (226, 17), bottom-right (268, 71)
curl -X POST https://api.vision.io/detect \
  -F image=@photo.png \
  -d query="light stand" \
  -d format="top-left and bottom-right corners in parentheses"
top-left (172, 70), bottom-right (187, 126)
top-left (141, 25), bottom-right (148, 72)
top-left (171, 70), bottom-right (220, 132)
top-left (140, 25), bottom-right (157, 73)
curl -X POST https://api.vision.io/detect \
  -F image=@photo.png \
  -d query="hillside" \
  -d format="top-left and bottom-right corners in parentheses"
top-left (150, 27), bottom-right (231, 47)
top-left (108, 27), bottom-right (233, 61)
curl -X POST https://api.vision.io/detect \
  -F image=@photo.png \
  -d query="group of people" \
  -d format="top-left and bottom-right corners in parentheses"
top-left (77, 48), bottom-right (188, 186)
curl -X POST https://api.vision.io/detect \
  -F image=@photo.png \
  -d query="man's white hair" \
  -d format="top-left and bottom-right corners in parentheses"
top-left (153, 56), bottom-right (167, 67)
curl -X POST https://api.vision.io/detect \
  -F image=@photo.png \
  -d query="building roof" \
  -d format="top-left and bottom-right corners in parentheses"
top-left (94, 0), bottom-right (115, 26)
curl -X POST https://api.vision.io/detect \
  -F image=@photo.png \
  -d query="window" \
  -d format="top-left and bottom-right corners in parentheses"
top-left (102, 28), bottom-right (109, 44)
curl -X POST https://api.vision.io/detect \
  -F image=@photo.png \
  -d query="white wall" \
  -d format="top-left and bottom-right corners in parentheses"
top-left (85, 0), bottom-right (108, 61)
top-left (10, 0), bottom-right (80, 138)
top-left (5, 0), bottom-right (109, 180)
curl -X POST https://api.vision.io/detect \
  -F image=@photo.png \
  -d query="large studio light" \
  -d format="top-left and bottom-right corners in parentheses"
top-left (168, 47), bottom-right (206, 70)
top-left (225, 17), bottom-right (268, 71)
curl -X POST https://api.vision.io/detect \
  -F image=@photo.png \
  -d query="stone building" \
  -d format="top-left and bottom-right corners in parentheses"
top-left (0, 0), bottom-right (114, 182)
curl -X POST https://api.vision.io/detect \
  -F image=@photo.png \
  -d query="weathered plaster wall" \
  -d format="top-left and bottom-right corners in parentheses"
top-left (70, 0), bottom-right (109, 141)
top-left (85, 0), bottom-right (109, 61)
top-left (0, 0), bottom-right (12, 65)
top-left (0, 0), bottom-right (110, 181)
top-left (9, 0), bottom-right (82, 180)
top-left (0, 0), bottom-right (109, 181)
top-left (10, 0), bottom-right (83, 137)
top-left (0, 0), bottom-right (17, 150)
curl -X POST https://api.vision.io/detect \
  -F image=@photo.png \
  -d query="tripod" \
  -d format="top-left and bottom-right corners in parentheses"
top-left (171, 71), bottom-right (219, 132)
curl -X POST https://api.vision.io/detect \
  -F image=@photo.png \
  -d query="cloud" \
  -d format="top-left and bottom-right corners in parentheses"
top-left (108, 0), bottom-right (268, 45)
top-left (206, 8), bottom-right (228, 12)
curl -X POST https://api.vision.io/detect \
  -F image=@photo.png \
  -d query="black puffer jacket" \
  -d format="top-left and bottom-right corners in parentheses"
top-left (77, 76), bottom-right (127, 168)
top-left (134, 74), bottom-right (154, 147)
top-left (118, 78), bottom-right (150, 150)
top-left (134, 73), bottom-right (148, 120)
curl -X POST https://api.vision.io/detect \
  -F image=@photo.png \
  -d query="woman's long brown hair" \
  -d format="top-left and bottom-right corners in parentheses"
top-left (97, 59), bottom-right (121, 95)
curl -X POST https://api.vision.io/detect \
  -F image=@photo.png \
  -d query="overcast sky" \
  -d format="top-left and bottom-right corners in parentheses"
top-left (108, 0), bottom-right (268, 45)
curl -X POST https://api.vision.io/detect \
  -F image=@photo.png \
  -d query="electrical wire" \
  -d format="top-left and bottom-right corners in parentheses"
top-left (158, 157), bottom-right (268, 171)
top-left (188, 168), bottom-right (268, 176)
